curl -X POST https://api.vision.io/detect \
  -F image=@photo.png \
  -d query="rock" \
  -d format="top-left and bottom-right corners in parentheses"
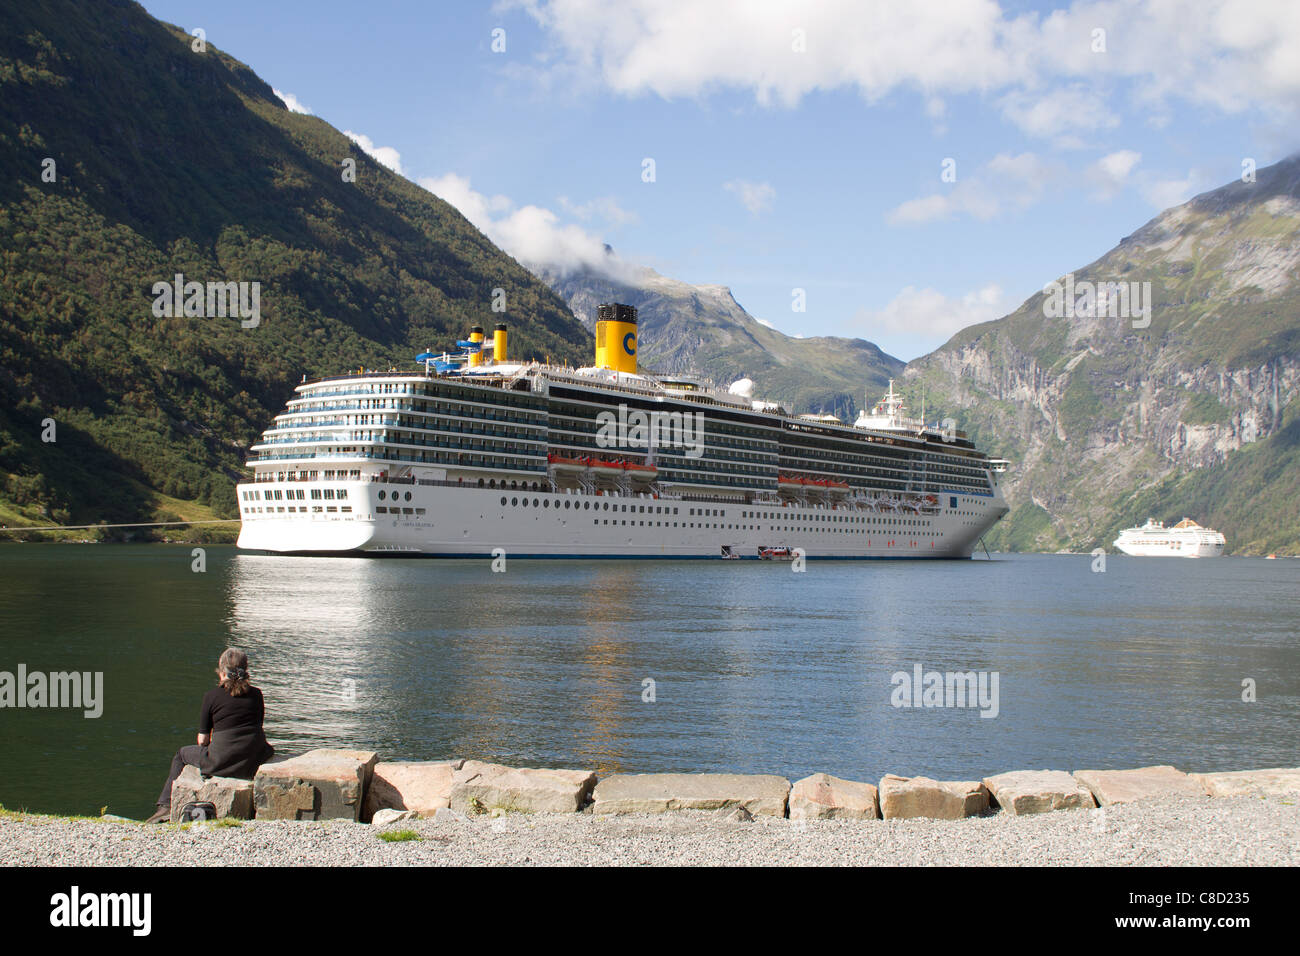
top-left (169, 765), bottom-right (254, 823)
top-left (983, 769), bottom-right (1096, 815)
top-left (590, 773), bottom-right (791, 817)
top-left (362, 760), bottom-right (464, 821)
top-left (1073, 765), bottom-right (1205, 806)
top-left (448, 761), bottom-right (597, 814)
top-left (1188, 768), bottom-right (1300, 798)
top-left (789, 773), bottom-right (880, 820)
top-left (878, 774), bottom-right (987, 820)
top-left (370, 808), bottom-right (417, 826)
top-left (434, 807), bottom-right (470, 823)
top-left (253, 749), bottom-right (378, 821)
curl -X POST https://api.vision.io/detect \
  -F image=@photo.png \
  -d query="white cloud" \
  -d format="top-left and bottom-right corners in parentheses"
top-left (556, 195), bottom-right (639, 226)
top-left (997, 85), bottom-right (1117, 144)
top-left (887, 152), bottom-right (1056, 225)
top-left (272, 88), bottom-right (313, 115)
top-left (419, 173), bottom-right (641, 280)
top-left (723, 179), bottom-right (776, 215)
top-left (512, 0), bottom-right (1300, 136)
top-left (854, 282), bottom-right (1013, 356)
top-left (1140, 170), bottom-right (1205, 210)
top-left (344, 131), bottom-right (404, 176)
top-left (1086, 149), bottom-right (1141, 197)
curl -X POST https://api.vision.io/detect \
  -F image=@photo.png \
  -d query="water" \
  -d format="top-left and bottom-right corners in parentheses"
top-left (0, 544), bottom-right (1297, 818)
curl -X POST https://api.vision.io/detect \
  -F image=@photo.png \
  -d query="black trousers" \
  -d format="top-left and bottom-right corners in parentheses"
top-left (156, 744), bottom-right (207, 808)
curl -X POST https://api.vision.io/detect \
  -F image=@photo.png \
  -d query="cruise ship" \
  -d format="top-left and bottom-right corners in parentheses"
top-left (1113, 518), bottom-right (1226, 558)
top-left (236, 304), bottom-right (1010, 558)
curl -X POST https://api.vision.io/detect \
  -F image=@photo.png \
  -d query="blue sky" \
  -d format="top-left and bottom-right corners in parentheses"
top-left (142, 0), bottom-right (1299, 361)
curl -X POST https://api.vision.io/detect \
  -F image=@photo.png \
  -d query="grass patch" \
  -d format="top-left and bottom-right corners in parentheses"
top-left (377, 829), bottom-right (421, 843)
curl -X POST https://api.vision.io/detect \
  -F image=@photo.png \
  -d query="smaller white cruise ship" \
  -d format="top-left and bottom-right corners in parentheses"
top-left (1114, 518), bottom-right (1225, 558)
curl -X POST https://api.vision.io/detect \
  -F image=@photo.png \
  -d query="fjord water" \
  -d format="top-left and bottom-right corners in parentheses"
top-left (1, 543), bottom-right (1297, 818)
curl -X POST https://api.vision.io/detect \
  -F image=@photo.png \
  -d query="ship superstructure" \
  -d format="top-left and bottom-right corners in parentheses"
top-left (1114, 518), bottom-right (1226, 558)
top-left (236, 305), bottom-right (1009, 558)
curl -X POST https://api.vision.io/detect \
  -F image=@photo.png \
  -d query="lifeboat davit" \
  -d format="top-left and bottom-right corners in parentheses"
top-left (778, 474), bottom-right (805, 492)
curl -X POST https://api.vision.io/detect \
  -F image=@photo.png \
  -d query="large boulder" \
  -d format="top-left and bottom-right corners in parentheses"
top-left (447, 761), bottom-right (596, 814)
top-left (253, 749), bottom-right (378, 821)
top-left (983, 769), bottom-right (1096, 815)
top-left (590, 773), bottom-right (791, 817)
top-left (169, 765), bottom-right (253, 822)
top-left (1189, 767), bottom-right (1300, 798)
top-left (1073, 765), bottom-right (1205, 806)
top-left (789, 773), bottom-right (879, 820)
top-left (878, 774), bottom-right (988, 820)
top-left (363, 760), bottom-right (465, 821)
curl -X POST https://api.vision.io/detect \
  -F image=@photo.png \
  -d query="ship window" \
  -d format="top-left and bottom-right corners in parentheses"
top-left (378, 490), bottom-right (386, 500)
top-left (511, 498), bottom-right (518, 506)
top-left (544, 500), bottom-right (550, 508)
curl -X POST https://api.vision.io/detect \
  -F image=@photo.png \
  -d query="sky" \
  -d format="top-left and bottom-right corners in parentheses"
top-left (141, 0), bottom-right (1300, 361)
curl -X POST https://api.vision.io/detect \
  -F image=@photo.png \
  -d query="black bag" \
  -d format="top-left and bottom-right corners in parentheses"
top-left (179, 801), bottom-right (217, 821)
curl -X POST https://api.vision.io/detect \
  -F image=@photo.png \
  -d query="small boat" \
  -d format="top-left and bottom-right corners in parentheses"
top-left (547, 453), bottom-right (589, 473)
top-left (623, 460), bottom-right (658, 481)
top-left (588, 457), bottom-right (624, 478)
top-left (758, 546), bottom-right (795, 560)
top-left (1266, 553), bottom-right (1277, 560)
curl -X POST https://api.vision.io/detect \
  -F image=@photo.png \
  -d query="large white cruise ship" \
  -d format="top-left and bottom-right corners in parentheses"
top-left (236, 304), bottom-right (1010, 558)
top-left (1113, 518), bottom-right (1226, 558)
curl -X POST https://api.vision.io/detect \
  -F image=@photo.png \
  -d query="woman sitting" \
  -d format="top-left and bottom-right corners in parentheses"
top-left (147, 647), bottom-right (274, 823)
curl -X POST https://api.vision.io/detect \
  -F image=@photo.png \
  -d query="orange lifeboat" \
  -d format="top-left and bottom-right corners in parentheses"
top-left (624, 460), bottom-right (658, 482)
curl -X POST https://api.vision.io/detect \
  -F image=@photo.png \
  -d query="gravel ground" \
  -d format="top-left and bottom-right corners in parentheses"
top-left (2, 794), bottom-right (1297, 866)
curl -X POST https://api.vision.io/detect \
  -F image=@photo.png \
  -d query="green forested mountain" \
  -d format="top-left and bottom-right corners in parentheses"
top-left (0, 0), bottom-right (589, 537)
top-left (904, 155), bottom-right (1300, 555)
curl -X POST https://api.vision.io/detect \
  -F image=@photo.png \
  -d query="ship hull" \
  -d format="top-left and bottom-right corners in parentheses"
top-left (237, 482), bottom-right (1006, 559)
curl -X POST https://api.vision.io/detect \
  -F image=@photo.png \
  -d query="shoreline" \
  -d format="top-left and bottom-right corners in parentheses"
top-left (4, 793), bottom-right (1298, 866)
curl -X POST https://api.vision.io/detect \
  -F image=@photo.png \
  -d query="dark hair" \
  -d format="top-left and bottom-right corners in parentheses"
top-left (217, 647), bottom-right (252, 697)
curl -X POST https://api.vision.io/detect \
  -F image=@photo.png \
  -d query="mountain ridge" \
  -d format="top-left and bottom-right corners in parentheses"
top-left (902, 154), bottom-right (1300, 554)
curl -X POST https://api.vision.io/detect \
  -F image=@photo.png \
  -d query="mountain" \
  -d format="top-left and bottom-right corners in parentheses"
top-left (0, 0), bottom-right (589, 538)
top-left (541, 261), bottom-right (904, 416)
top-left (903, 155), bottom-right (1300, 555)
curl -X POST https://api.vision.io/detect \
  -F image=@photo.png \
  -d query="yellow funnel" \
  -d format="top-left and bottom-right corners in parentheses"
top-left (595, 303), bottom-right (637, 373)
top-left (493, 323), bottom-right (507, 364)
top-left (468, 325), bottom-right (484, 367)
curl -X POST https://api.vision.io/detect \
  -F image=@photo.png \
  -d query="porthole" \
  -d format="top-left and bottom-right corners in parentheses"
top-left (377, 490), bottom-right (386, 500)
top-left (543, 499), bottom-right (550, 508)
top-left (404, 491), bottom-right (412, 501)
top-left (533, 498), bottom-right (540, 507)
top-left (512, 497), bottom-right (518, 506)
top-left (500, 497), bottom-right (507, 506)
